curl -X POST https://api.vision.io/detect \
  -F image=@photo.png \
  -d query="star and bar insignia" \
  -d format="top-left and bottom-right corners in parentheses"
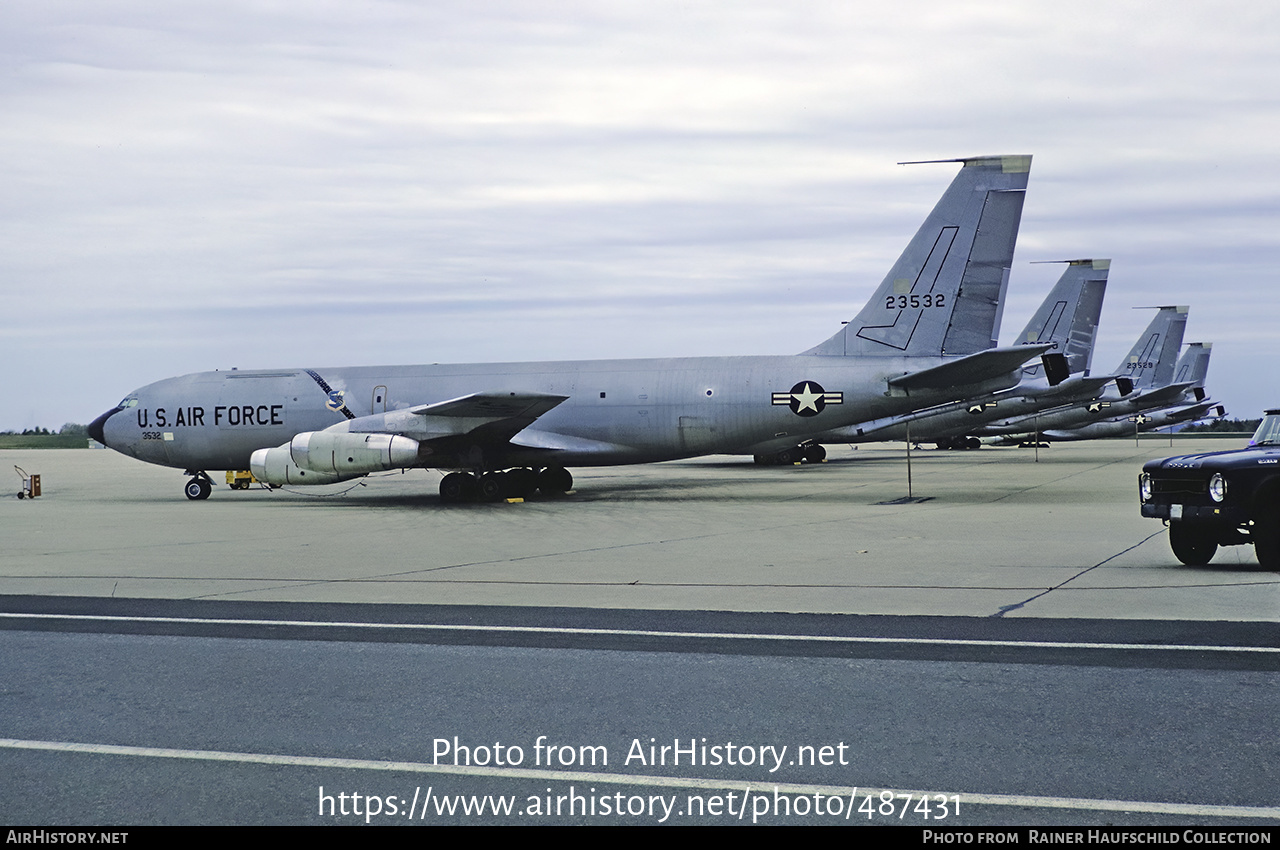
top-left (772, 381), bottom-right (843, 417)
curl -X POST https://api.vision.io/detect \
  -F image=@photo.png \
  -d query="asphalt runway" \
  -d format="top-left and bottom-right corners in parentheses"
top-left (2, 603), bottom-right (1278, 826)
top-left (1, 438), bottom-right (1276, 619)
top-left (2, 439), bottom-right (1277, 826)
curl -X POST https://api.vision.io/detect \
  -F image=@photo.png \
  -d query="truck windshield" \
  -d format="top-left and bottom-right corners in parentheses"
top-left (1250, 413), bottom-right (1280, 446)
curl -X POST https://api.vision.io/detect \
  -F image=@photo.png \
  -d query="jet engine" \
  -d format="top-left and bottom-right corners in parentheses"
top-left (250, 431), bottom-right (420, 486)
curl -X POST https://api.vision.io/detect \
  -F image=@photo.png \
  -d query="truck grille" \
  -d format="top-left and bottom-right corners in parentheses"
top-left (1152, 477), bottom-right (1206, 497)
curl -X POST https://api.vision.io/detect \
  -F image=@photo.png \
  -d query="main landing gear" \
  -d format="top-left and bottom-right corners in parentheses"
top-left (183, 471), bottom-right (213, 500)
top-left (936, 436), bottom-right (982, 450)
top-left (753, 444), bottom-right (826, 466)
top-left (439, 466), bottom-right (573, 504)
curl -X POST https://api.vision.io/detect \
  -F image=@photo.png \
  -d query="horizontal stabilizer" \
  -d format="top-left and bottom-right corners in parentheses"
top-left (1067, 374), bottom-right (1121, 396)
top-left (1131, 381), bottom-right (1198, 409)
top-left (887, 344), bottom-right (1050, 393)
top-left (1132, 381), bottom-right (1196, 407)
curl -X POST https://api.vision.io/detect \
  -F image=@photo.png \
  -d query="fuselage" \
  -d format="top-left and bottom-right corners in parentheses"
top-left (92, 353), bottom-right (1024, 472)
top-left (976, 380), bottom-right (1194, 437)
top-left (1041, 397), bottom-right (1218, 441)
top-left (817, 372), bottom-right (1109, 445)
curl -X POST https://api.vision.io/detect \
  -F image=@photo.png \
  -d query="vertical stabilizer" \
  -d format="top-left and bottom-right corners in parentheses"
top-left (804, 154), bottom-right (1030, 358)
top-left (1115, 306), bottom-right (1189, 389)
top-left (1173, 342), bottom-right (1213, 388)
top-left (1017, 258), bottom-right (1109, 378)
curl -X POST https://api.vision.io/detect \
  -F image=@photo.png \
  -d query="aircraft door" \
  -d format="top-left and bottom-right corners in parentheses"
top-left (372, 385), bottom-right (388, 413)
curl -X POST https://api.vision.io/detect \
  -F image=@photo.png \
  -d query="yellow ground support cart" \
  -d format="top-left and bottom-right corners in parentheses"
top-left (226, 470), bottom-right (257, 490)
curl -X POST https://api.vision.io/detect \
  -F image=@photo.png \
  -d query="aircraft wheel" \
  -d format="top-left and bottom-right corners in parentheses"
top-left (439, 472), bottom-right (474, 503)
top-left (506, 468), bottom-right (538, 498)
top-left (1168, 522), bottom-right (1217, 566)
top-left (803, 444), bottom-right (826, 463)
top-left (775, 447), bottom-right (800, 465)
top-left (965, 437), bottom-right (981, 450)
top-left (537, 466), bottom-right (572, 495)
top-left (480, 472), bottom-right (507, 501)
top-left (184, 477), bottom-right (212, 501)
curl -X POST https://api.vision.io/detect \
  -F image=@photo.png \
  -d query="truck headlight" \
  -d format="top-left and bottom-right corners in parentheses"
top-left (1209, 473), bottom-right (1227, 503)
top-left (1139, 473), bottom-right (1153, 502)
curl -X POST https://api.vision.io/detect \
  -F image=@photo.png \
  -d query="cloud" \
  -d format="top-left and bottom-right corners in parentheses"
top-left (4, 1), bottom-right (1279, 429)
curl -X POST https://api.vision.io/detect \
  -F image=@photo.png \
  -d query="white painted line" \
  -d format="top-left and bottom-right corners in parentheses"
top-left (2, 738), bottom-right (1275, 819)
top-left (1, 611), bottom-right (1276, 654)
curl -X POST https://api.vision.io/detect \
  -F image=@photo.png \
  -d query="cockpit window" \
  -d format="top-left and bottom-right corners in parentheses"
top-left (1250, 414), bottom-right (1280, 447)
top-left (118, 397), bottom-right (139, 409)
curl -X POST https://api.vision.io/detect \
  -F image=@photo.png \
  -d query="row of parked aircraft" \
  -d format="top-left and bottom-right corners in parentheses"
top-left (87, 154), bottom-right (1221, 501)
top-left (772, 267), bottom-right (1221, 462)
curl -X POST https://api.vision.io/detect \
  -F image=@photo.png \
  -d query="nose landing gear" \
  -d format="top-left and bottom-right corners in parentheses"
top-left (183, 471), bottom-right (213, 500)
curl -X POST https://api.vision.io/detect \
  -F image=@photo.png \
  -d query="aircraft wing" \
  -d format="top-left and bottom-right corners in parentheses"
top-left (405, 391), bottom-right (570, 444)
top-left (887, 344), bottom-right (1052, 393)
top-left (409, 392), bottom-right (568, 420)
top-left (508, 428), bottom-right (630, 454)
top-left (248, 391), bottom-right (572, 485)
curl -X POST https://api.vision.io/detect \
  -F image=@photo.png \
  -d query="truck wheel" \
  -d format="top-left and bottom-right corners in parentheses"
top-left (1254, 513), bottom-right (1280, 570)
top-left (1169, 522), bottom-right (1217, 566)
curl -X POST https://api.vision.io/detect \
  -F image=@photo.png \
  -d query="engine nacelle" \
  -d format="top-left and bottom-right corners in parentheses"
top-left (289, 430), bottom-right (421, 476)
top-left (249, 445), bottom-right (354, 486)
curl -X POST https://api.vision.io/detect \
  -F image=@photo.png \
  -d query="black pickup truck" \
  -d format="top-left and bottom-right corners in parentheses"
top-left (1139, 410), bottom-right (1280, 568)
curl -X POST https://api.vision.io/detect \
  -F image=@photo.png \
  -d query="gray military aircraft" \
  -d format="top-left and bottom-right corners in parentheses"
top-left (1101, 400), bottom-right (1227, 438)
top-left (980, 304), bottom-right (1191, 441)
top-left (88, 154), bottom-right (1054, 502)
top-left (1039, 342), bottom-right (1219, 440)
top-left (778, 257), bottom-right (1112, 457)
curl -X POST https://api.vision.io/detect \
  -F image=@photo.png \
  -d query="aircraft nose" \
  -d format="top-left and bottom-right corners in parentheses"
top-left (88, 406), bottom-right (122, 446)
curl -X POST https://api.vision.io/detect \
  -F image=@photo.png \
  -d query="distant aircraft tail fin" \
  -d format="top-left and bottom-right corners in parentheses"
top-left (1172, 342), bottom-right (1212, 388)
top-left (804, 154), bottom-right (1030, 358)
top-left (1114, 306), bottom-right (1188, 390)
top-left (1016, 258), bottom-right (1109, 379)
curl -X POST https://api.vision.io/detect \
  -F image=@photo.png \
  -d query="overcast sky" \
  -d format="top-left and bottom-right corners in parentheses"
top-left (3, 1), bottom-right (1278, 431)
